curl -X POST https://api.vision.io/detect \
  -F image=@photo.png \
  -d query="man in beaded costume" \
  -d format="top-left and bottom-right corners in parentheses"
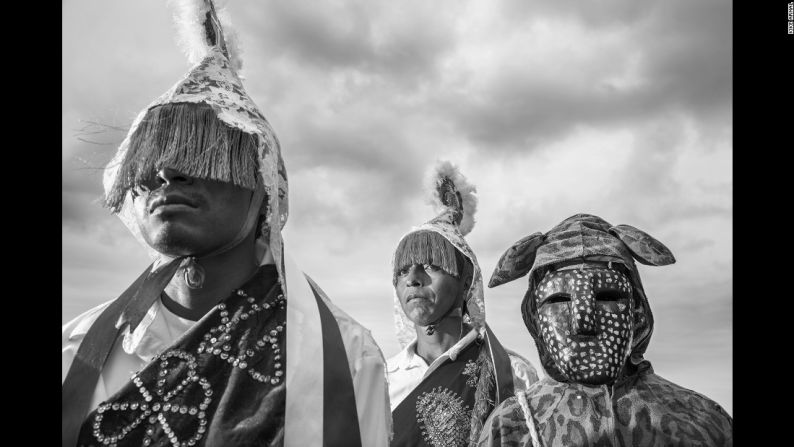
top-left (387, 161), bottom-right (539, 447)
top-left (61, 2), bottom-right (390, 446)
top-left (476, 214), bottom-right (733, 447)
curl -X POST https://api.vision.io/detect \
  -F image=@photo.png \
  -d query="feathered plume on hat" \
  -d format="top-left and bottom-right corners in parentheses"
top-left (103, 0), bottom-right (289, 274)
top-left (424, 160), bottom-right (478, 236)
top-left (392, 160), bottom-right (486, 348)
top-left (171, 0), bottom-right (242, 71)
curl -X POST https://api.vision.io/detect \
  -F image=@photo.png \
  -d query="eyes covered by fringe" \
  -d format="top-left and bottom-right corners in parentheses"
top-left (393, 230), bottom-right (472, 283)
top-left (104, 102), bottom-right (260, 212)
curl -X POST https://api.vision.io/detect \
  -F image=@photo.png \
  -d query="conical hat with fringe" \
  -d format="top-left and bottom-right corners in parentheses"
top-left (102, 0), bottom-right (288, 285)
top-left (392, 160), bottom-right (484, 348)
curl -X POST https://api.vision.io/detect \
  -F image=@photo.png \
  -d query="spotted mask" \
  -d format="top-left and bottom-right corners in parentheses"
top-left (535, 264), bottom-right (634, 385)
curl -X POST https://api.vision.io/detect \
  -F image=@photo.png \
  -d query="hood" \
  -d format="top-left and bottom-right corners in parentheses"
top-left (488, 213), bottom-right (675, 382)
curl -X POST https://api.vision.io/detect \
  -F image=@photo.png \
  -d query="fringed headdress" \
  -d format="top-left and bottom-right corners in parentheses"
top-left (391, 162), bottom-right (520, 444)
top-left (65, 3), bottom-right (386, 446)
top-left (103, 0), bottom-right (288, 281)
top-left (392, 160), bottom-right (484, 348)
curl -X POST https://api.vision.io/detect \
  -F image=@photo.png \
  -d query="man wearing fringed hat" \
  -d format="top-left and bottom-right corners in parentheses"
top-left (61, 1), bottom-right (390, 446)
top-left (477, 214), bottom-right (733, 446)
top-left (387, 160), bottom-right (539, 447)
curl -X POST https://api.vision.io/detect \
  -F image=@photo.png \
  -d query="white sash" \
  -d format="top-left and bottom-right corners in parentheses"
top-left (283, 251), bottom-right (325, 446)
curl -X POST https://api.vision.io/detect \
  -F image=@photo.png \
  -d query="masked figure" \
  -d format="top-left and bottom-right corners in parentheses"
top-left (61, 2), bottom-right (390, 446)
top-left (388, 161), bottom-right (539, 447)
top-left (477, 214), bottom-right (733, 446)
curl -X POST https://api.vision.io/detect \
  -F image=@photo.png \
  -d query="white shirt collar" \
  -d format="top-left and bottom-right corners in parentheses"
top-left (387, 328), bottom-right (481, 374)
top-left (387, 339), bottom-right (424, 373)
top-left (121, 299), bottom-right (196, 363)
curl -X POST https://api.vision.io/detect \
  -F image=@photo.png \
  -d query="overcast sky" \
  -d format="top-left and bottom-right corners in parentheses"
top-left (63, 0), bottom-right (732, 414)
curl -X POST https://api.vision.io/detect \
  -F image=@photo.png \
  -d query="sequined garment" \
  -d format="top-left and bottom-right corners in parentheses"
top-left (477, 362), bottom-right (733, 447)
top-left (77, 267), bottom-right (287, 447)
top-left (416, 387), bottom-right (472, 447)
top-left (392, 342), bottom-right (482, 447)
top-left (462, 360), bottom-right (479, 388)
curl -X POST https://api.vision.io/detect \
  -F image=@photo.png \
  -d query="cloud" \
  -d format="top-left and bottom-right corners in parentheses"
top-left (425, 0), bottom-right (732, 151)
top-left (500, 0), bottom-right (655, 29)
top-left (62, 165), bottom-right (110, 228)
top-left (228, 0), bottom-right (460, 83)
top-left (62, 222), bottom-right (152, 322)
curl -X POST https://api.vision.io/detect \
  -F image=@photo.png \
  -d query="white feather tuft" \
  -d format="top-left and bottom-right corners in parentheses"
top-left (214, 2), bottom-right (243, 72)
top-left (170, 0), bottom-right (211, 65)
top-left (169, 0), bottom-right (243, 71)
top-left (424, 160), bottom-right (478, 236)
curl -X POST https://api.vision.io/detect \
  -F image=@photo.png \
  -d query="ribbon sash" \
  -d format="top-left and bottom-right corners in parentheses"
top-left (62, 258), bottom-right (183, 447)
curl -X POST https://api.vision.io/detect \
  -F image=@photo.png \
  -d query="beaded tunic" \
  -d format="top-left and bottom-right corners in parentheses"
top-left (391, 329), bottom-right (522, 447)
top-left (392, 342), bottom-right (481, 447)
top-left (76, 266), bottom-right (287, 447)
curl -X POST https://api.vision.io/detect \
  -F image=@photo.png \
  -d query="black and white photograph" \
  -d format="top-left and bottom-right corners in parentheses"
top-left (63, 0), bottom-right (732, 445)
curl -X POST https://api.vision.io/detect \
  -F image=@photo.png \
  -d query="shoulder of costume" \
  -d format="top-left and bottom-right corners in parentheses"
top-left (303, 274), bottom-right (385, 361)
top-left (490, 394), bottom-right (522, 419)
top-left (638, 373), bottom-right (731, 415)
top-left (504, 348), bottom-right (540, 380)
top-left (523, 376), bottom-right (561, 397)
top-left (503, 347), bottom-right (533, 366)
top-left (62, 299), bottom-right (116, 342)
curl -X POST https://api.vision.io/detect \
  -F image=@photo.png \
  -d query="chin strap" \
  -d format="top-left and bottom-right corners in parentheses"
top-left (421, 292), bottom-right (466, 336)
top-left (423, 305), bottom-right (463, 335)
top-left (171, 183), bottom-right (267, 289)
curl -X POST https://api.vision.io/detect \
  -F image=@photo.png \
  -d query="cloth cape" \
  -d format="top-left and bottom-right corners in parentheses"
top-left (62, 252), bottom-right (390, 447)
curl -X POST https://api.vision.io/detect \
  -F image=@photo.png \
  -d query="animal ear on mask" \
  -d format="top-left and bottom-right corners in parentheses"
top-left (488, 232), bottom-right (545, 288)
top-left (608, 224), bottom-right (676, 266)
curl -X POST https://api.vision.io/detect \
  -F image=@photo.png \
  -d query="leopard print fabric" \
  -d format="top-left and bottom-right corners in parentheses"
top-left (477, 367), bottom-right (733, 447)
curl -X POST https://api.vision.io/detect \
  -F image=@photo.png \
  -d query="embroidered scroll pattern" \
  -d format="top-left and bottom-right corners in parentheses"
top-left (416, 387), bottom-right (472, 447)
top-left (462, 359), bottom-right (479, 388)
